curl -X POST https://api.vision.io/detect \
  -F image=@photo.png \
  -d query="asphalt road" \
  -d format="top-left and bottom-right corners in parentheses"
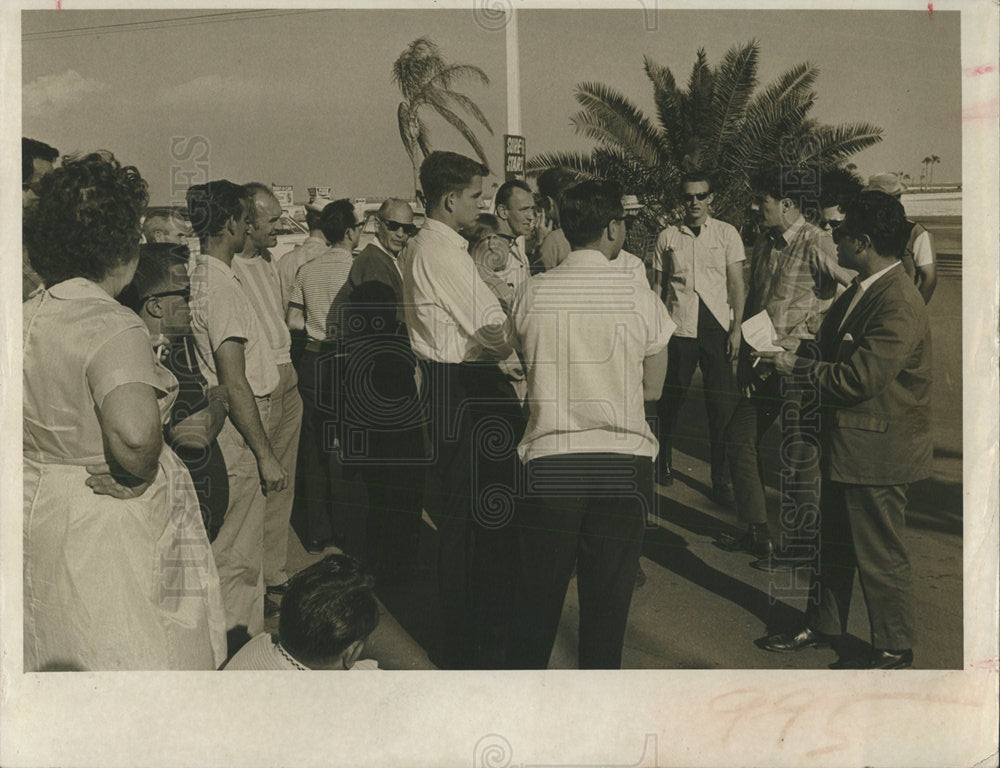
top-left (273, 272), bottom-right (963, 670)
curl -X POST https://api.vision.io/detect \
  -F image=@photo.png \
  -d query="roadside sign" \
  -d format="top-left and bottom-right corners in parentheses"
top-left (272, 184), bottom-right (294, 207)
top-left (308, 186), bottom-right (331, 202)
top-left (504, 134), bottom-right (525, 181)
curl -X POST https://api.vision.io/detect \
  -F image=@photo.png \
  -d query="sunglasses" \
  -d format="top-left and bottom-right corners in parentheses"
top-left (831, 225), bottom-right (858, 244)
top-left (823, 219), bottom-right (845, 231)
top-left (143, 287), bottom-right (190, 303)
top-left (682, 192), bottom-right (711, 203)
top-left (379, 218), bottom-right (419, 237)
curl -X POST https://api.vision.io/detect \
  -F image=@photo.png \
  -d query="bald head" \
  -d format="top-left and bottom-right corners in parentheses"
top-left (375, 198), bottom-right (416, 255)
top-left (244, 183), bottom-right (283, 253)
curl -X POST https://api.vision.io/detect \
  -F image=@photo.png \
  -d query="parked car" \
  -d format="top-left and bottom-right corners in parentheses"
top-left (271, 211), bottom-right (310, 263)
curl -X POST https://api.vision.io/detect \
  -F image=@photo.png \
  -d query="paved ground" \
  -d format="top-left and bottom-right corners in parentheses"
top-left (269, 273), bottom-right (963, 670)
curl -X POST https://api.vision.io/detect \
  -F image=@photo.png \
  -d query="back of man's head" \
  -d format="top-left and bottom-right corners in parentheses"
top-left (319, 199), bottom-right (360, 246)
top-left (186, 180), bottom-right (248, 241)
top-left (558, 179), bottom-right (624, 249)
top-left (536, 166), bottom-right (579, 201)
top-left (278, 554), bottom-right (380, 668)
top-left (840, 190), bottom-right (908, 258)
top-left (120, 242), bottom-right (190, 314)
top-left (749, 167), bottom-right (813, 213)
top-left (142, 208), bottom-right (189, 244)
top-left (818, 166), bottom-right (865, 210)
top-left (22, 137), bottom-right (59, 183)
top-left (419, 151), bottom-right (489, 211)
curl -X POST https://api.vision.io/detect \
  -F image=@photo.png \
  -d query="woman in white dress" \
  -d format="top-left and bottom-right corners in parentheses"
top-left (22, 151), bottom-right (226, 671)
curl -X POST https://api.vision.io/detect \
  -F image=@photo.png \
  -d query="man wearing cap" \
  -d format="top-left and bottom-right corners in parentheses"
top-left (864, 173), bottom-right (936, 304)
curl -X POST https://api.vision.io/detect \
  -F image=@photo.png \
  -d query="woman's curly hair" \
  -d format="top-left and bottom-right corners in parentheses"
top-left (23, 150), bottom-right (149, 286)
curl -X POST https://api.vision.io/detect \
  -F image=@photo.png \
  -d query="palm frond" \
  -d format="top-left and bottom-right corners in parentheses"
top-left (706, 40), bottom-right (759, 166)
top-left (440, 88), bottom-right (494, 133)
top-left (644, 56), bottom-right (684, 160)
top-left (800, 122), bottom-right (884, 165)
top-left (425, 93), bottom-right (491, 169)
top-left (571, 82), bottom-right (668, 168)
top-left (525, 151), bottom-right (602, 178)
top-left (396, 102), bottom-right (417, 160)
top-left (427, 63), bottom-right (490, 91)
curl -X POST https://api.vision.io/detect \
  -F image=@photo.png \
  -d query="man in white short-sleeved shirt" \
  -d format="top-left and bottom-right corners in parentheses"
top-left (403, 151), bottom-right (523, 669)
top-left (651, 172), bottom-right (745, 503)
top-left (187, 180), bottom-right (284, 641)
top-left (510, 179), bottom-right (675, 669)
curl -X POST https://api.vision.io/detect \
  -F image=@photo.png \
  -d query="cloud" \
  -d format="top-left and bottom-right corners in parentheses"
top-left (153, 74), bottom-right (310, 112)
top-left (24, 70), bottom-right (110, 115)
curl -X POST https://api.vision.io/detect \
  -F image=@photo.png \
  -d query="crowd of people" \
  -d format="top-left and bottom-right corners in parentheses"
top-left (21, 134), bottom-right (935, 671)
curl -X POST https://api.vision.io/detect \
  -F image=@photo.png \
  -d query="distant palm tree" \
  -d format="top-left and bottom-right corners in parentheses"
top-left (927, 154), bottom-right (941, 188)
top-left (526, 40), bottom-right (883, 231)
top-left (921, 156), bottom-right (932, 190)
top-left (392, 37), bottom-right (494, 197)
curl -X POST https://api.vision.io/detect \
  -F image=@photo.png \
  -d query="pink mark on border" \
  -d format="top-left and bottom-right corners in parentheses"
top-left (969, 658), bottom-right (1000, 671)
top-left (962, 98), bottom-right (1000, 121)
top-left (927, 2), bottom-right (932, 13)
top-left (964, 64), bottom-right (995, 76)
top-left (56, 0), bottom-right (61, 7)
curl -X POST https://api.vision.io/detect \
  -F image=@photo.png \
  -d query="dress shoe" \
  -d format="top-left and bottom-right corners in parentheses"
top-left (716, 528), bottom-right (774, 559)
top-left (829, 648), bottom-right (913, 670)
top-left (656, 464), bottom-right (674, 486)
top-left (760, 627), bottom-right (832, 653)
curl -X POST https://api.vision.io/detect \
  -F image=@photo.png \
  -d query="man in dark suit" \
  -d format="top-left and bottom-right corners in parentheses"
top-left (755, 190), bottom-right (932, 669)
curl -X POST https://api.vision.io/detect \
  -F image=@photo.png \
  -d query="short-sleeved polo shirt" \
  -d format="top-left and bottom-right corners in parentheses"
top-left (652, 216), bottom-right (745, 338)
top-left (189, 255), bottom-right (279, 397)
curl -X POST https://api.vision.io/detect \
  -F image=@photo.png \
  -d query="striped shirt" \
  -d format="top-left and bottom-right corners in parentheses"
top-left (289, 248), bottom-right (354, 342)
top-left (278, 235), bottom-right (332, 312)
top-left (232, 250), bottom-right (292, 365)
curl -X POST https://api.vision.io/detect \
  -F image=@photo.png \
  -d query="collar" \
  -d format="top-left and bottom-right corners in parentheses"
top-left (370, 239), bottom-right (398, 260)
top-left (774, 214), bottom-right (805, 245)
top-left (422, 217), bottom-right (470, 249)
top-left (562, 248), bottom-right (612, 267)
top-left (859, 260), bottom-right (901, 292)
top-left (201, 253), bottom-right (239, 279)
top-left (44, 276), bottom-right (118, 302)
top-left (274, 640), bottom-right (310, 670)
top-left (679, 215), bottom-right (713, 235)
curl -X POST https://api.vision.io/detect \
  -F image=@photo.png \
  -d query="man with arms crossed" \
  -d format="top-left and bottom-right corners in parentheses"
top-left (187, 181), bottom-right (286, 647)
top-left (757, 190), bottom-right (931, 669)
top-left (509, 179), bottom-right (675, 669)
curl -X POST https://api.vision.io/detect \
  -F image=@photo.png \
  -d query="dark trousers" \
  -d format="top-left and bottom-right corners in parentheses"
top-left (656, 300), bottom-right (734, 479)
top-left (292, 343), bottom-right (344, 545)
top-left (807, 481), bottom-right (914, 650)
top-left (424, 360), bottom-right (525, 669)
top-left (725, 371), bottom-right (822, 537)
top-left (510, 454), bottom-right (651, 669)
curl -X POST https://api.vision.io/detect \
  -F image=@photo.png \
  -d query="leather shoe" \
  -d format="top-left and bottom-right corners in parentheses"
top-left (716, 530), bottom-right (774, 559)
top-left (830, 648), bottom-right (913, 670)
top-left (760, 627), bottom-right (832, 653)
top-left (710, 480), bottom-right (735, 507)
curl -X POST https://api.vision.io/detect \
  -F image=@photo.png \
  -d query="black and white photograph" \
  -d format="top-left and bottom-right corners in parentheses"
top-left (3, 1), bottom-right (997, 766)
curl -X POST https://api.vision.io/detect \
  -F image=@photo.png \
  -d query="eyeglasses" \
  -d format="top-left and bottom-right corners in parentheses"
top-left (379, 217), bottom-right (418, 237)
top-left (682, 192), bottom-right (711, 203)
top-left (143, 287), bottom-right (190, 303)
top-left (822, 219), bottom-right (845, 231)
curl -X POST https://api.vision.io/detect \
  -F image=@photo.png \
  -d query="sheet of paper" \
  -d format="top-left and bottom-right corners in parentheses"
top-left (741, 310), bottom-right (785, 352)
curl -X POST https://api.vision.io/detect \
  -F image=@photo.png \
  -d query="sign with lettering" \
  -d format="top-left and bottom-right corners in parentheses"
top-left (308, 186), bottom-right (331, 202)
top-left (504, 134), bottom-right (526, 181)
top-left (272, 184), bottom-right (294, 207)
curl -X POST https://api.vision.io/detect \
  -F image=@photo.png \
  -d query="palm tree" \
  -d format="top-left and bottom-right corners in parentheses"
top-left (927, 154), bottom-right (940, 189)
top-left (392, 37), bottom-right (494, 198)
top-left (526, 40), bottom-right (883, 231)
top-left (921, 156), bottom-right (932, 190)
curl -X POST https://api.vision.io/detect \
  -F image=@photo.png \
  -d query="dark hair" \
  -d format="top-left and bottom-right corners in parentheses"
top-left (419, 151), bottom-right (489, 211)
top-left (185, 180), bottom-right (249, 241)
top-left (557, 179), bottom-right (624, 248)
top-left (818, 166), bottom-right (865, 209)
top-left (23, 151), bottom-right (148, 285)
top-left (120, 242), bottom-right (191, 312)
top-left (319, 199), bottom-right (360, 245)
top-left (535, 166), bottom-right (579, 200)
top-left (467, 212), bottom-right (501, 244)
top-left (304, 204), bottom-right (328, 231)
top-left (749, 167), bottom-right (818, 213)
top-left (22, 137), bottom-right (59, 183)
top-left (840, 190), bottom-right (908, 258)
top-left (680, 170), bottom-right (713, 192)
top-left (495, 179), bottom-right (532, 210)
top-left (278, 554), bottom-right (380, 666)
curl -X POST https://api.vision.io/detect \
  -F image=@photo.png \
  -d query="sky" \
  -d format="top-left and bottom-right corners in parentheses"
top-left (21, 6), bottom-right (962, 205)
